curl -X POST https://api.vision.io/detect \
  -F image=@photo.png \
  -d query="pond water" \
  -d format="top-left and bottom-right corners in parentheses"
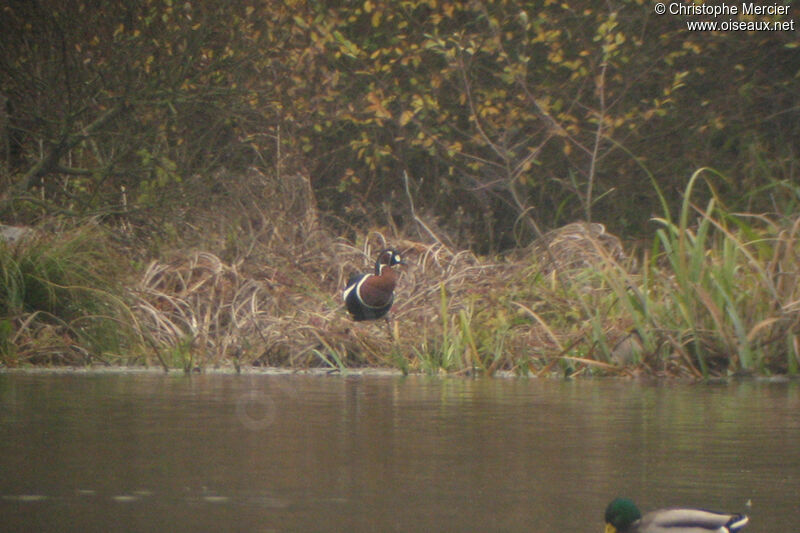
top-left (0, 370), bottom-right (797, 532)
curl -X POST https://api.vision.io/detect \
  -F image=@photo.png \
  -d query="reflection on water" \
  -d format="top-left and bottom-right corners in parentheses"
top-left (0, 371), bottom-right (797, 531)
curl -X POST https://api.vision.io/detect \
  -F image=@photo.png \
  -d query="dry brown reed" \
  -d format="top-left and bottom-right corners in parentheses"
top-left (3, 166), bottom-right (797, 377)
top-left (130, 183), bottom-right (634, 374)
top-left (123, 168), bottom-right (800, 377)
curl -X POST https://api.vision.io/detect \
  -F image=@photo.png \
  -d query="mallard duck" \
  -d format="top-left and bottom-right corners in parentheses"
top-left (604, 497), bottom-right (749, 533)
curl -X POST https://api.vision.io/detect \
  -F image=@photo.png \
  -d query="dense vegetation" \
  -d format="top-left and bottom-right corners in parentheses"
top-left (0, 0), bottom-right (798, 376)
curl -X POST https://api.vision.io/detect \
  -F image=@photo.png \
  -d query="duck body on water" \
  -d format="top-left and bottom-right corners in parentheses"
top-left (604, 498), bottom-right (749, 533)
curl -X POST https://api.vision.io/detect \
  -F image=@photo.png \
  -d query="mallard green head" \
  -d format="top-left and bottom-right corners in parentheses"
top-left (605, 497), bottom-right (642, 533)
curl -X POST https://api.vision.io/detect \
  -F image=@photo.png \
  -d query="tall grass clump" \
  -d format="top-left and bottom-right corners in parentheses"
top-left (0, 224), bottom-right (141, 366)
top-left (413, 283), bottom-right (484, 375)
top-left (582, 169), bottom-right (800, 376)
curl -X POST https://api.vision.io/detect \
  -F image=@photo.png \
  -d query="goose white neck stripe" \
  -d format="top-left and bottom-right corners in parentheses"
top-left (344, 275), bottom-right (391, 310)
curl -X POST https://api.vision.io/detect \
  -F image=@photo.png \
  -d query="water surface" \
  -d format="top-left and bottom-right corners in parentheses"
top-left (0, 371), bottom-right (797, 531)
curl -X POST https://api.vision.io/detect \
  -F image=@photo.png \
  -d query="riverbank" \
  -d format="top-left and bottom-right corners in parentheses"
top-left (1, 173), bottom-right (798, 378)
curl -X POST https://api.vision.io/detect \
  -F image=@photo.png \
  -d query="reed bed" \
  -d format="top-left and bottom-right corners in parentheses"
top-left (1, 170), bottom-right (798, 377)
top-left (127, 203), bottom-right (800, 376)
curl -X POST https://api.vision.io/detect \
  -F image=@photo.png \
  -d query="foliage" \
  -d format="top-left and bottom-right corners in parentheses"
top-left (1, 0), bottom-right (797, 251)
top-left (1, 1), bottom-right (798, 375)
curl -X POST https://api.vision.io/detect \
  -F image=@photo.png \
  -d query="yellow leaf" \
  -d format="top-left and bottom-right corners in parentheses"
top-left (366, 91), bottom-right (392, 119)
top-left (399, 110), bottom-right (415, 126)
